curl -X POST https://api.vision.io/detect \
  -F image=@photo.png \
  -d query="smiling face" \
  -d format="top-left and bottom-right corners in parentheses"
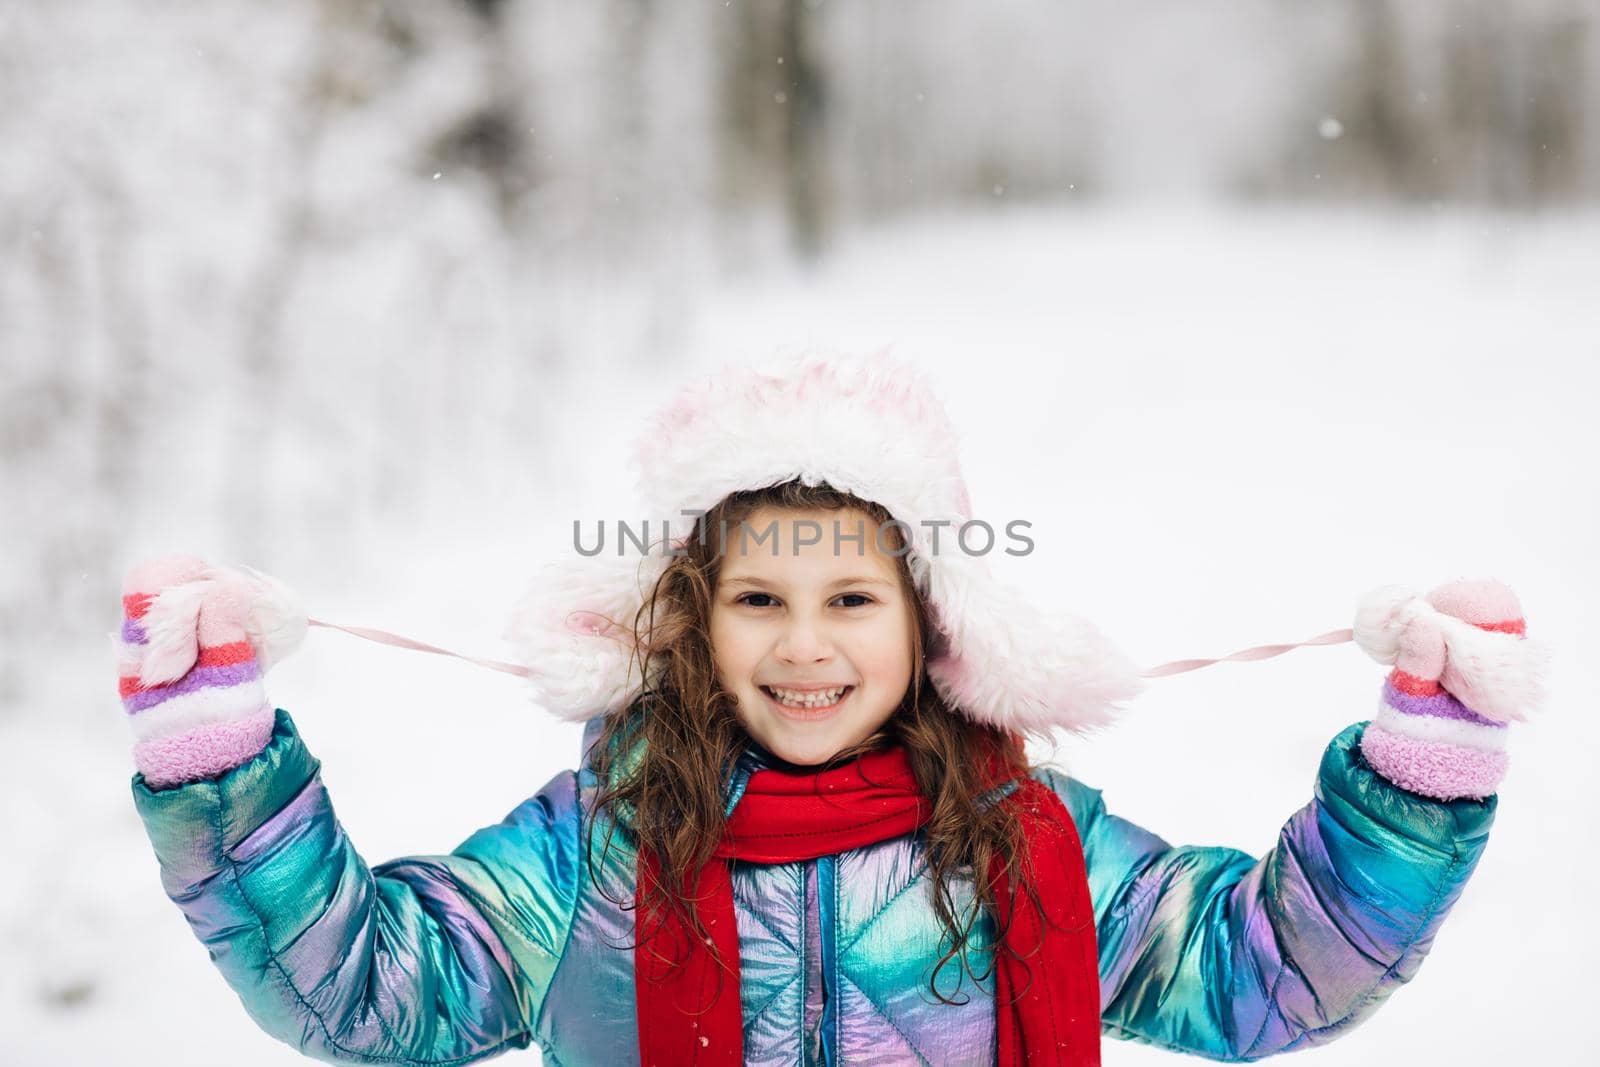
top-left (709, 505), bottom-right (917, 767)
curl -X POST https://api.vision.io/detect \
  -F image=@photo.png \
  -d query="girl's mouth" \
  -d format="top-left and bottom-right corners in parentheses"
top-left (760, 685), bottom-right (855, 720)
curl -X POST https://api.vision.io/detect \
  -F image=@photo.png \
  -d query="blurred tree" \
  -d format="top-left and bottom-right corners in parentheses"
top-left (1294, 0), bottom-right (1593, 207)
top-left (1520, 14), bottom-right (1586, 204)
top-left (1350, 0), bottom-right (1426, 199)
top-left (434, 0), bottom-right (533, 223)
top-left (717, 0), bottom-right (833, 260)
top-left (780, 0), bottom-right (830, 260)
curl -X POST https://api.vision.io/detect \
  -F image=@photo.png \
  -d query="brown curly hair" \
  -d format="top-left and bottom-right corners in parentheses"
top-left (582, 478), bottom-right (1052, 1004)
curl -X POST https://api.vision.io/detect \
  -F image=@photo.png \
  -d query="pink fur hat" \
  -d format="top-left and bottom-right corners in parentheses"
top-left (503, 348), bottom-right (1148, 736)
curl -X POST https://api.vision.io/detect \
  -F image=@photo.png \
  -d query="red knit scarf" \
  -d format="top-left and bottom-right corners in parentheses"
top-left (634, 742), bottom-right (1101, 1066)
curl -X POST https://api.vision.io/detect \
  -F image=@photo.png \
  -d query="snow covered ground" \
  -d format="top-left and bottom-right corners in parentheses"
top-left (4, 203), bottom-right (1596, 1064)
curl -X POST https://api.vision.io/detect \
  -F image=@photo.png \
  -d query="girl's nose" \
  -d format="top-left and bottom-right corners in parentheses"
top-left (775, 617), bottom-right (833, 664)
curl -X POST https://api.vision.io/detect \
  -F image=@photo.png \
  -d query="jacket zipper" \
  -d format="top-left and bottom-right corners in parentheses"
top-left (818, 853), bottom-right (839, 1067)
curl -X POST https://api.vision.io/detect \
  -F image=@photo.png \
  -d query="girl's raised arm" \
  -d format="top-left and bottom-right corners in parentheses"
top-left (118, 558), bottom-right (583, 1065)
top-left (1044, 729), bottom-right (1493, 1061)
top-left (1040, 581), bottom-right (1528, 1061)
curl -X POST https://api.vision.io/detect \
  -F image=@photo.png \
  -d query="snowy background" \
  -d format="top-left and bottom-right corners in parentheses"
top-left (3, 1), bottom-right (1599, 1064)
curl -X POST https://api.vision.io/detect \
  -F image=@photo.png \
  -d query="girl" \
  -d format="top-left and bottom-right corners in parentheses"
top-left (115, 351), bottom-right (1538, 1066)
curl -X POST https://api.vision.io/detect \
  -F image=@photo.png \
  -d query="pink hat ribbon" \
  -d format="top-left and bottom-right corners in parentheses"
top-left (307, 617), bottom-right (1356, 682)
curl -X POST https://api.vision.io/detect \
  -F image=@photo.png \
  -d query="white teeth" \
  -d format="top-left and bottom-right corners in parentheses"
top-left (766, 686), bottom-right (848, 708)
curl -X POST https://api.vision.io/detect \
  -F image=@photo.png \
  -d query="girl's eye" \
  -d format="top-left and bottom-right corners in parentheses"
top-left (734, 593), bottom-right (875, 609)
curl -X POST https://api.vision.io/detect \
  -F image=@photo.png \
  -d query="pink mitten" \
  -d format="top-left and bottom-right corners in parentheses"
top-left (1354, 579), bottom-right (1548, 801)
top-left (114, 556), bottom-right (307, 788)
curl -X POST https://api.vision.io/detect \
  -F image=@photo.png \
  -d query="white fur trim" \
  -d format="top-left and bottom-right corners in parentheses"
top-left (921, 542), bottom-right (1147, 734)
top-left (504, 348), bottom-right (1148, 734)
top-left (503, 550), bottom-right (660, 722)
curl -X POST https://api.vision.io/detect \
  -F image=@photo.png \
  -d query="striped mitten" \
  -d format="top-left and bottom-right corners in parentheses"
top-left (115, 556), bottom-right (307, 789)
top-left (1354, 579), bottom-right (1548, 801)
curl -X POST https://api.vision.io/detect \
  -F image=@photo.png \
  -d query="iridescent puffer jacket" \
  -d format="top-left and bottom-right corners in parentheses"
top-left (131, 707), bottom-right (1495, 1065)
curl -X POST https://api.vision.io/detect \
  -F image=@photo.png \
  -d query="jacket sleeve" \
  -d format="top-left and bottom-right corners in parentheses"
top-left (130, 708), bottom-right (583, 1065)
top-left (1041, 720), bottom-right (1497, 1062)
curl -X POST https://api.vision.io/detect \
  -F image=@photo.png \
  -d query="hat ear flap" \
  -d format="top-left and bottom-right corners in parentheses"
top-left (504, 551), bottom-right (667, 722)
top-left (921, 551), bottom-right (1146, 736)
